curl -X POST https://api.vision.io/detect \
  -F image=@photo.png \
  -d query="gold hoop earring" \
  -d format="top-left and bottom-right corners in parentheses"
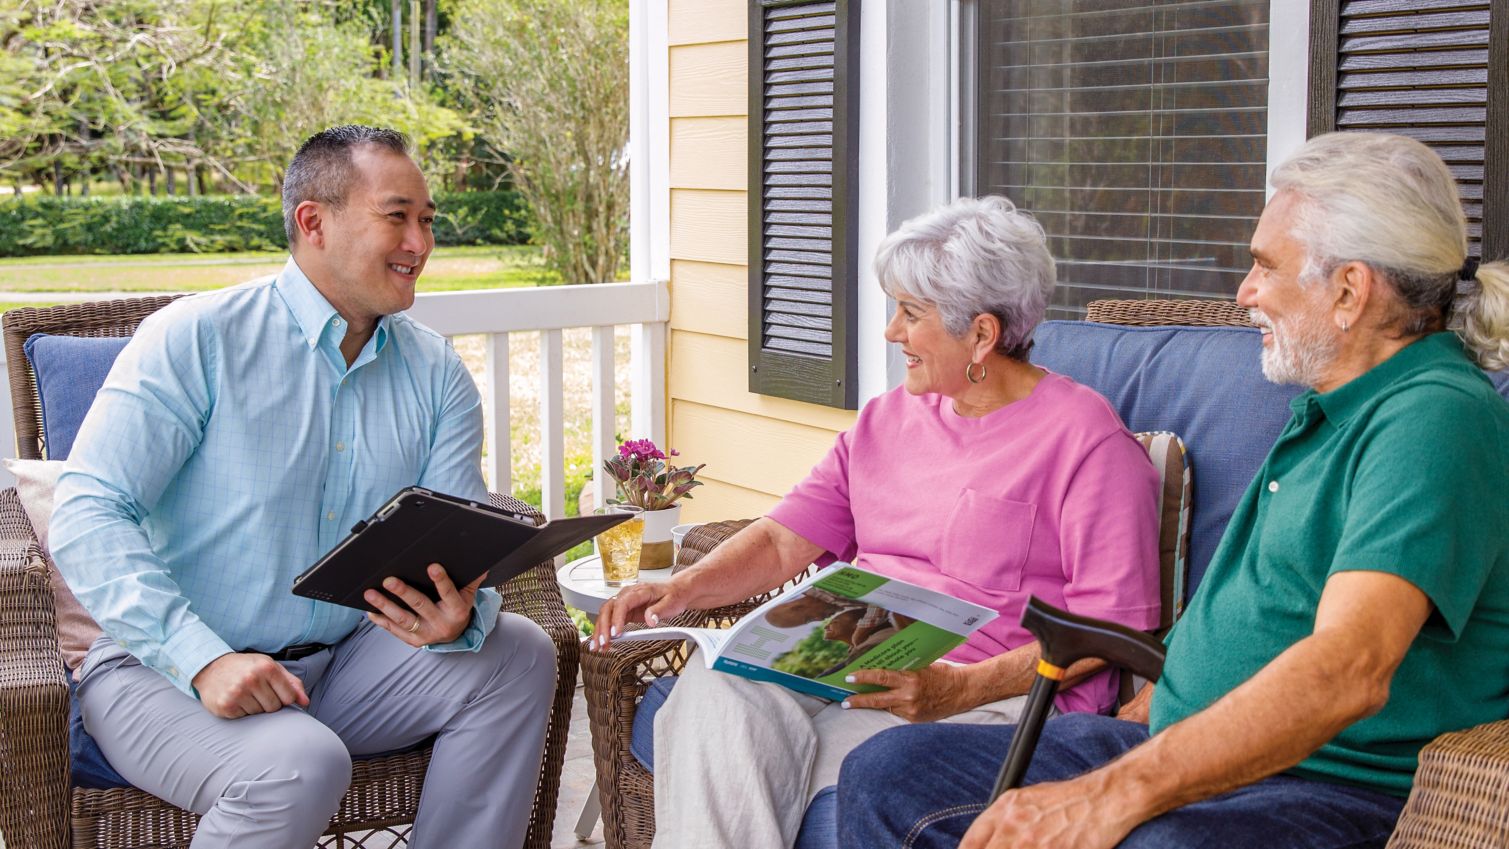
top-left (965, 361), bottom-right (986, 384)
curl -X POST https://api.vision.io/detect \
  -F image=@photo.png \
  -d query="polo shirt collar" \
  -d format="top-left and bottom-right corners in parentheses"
top-left (274, 258), bottom-right (391, 354)
top-left (1309, 332), bottom-right (1465, 425)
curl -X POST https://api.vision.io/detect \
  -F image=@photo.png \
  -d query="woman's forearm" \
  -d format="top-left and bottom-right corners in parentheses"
top-left (960, 641), bottom-right (1108, 707)
top-left (667, 517), bottom-right (826, 612)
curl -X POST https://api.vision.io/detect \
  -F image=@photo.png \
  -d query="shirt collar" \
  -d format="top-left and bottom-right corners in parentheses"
top-left (274, 258), bottom-right (391, 354)
top-left (1309, 332), bottom-right (1467, 425)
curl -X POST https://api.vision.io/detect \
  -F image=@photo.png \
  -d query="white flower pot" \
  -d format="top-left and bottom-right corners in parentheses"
top-left (638, 504), bottom-right (682, 571)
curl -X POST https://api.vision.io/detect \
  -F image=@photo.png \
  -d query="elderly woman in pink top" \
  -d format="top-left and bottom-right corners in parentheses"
top-left (593, 195), bottom-right (1162, 849)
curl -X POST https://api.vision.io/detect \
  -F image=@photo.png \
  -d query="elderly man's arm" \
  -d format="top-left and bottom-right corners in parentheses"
top-left (960, 569), bottom-right (1431, 849)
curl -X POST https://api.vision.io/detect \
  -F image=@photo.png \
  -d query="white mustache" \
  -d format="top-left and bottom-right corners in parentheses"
top-left (1249, 309), bottom-right (1272, 329)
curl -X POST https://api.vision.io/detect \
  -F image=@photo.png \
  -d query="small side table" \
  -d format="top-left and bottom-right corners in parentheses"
top-left (556, 553), bottom-right (677, 615)
top-left (556, 555), bottom-right (677, 839)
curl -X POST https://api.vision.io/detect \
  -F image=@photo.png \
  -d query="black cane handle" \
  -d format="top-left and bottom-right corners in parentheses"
top-left (1021, 596), bottom-right (1166, 680)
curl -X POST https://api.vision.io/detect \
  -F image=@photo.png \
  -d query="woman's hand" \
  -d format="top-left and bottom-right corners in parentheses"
top-left (841, 663), bottom-right (978, 722)
top-left (590, 580), bottom-right (691, 651)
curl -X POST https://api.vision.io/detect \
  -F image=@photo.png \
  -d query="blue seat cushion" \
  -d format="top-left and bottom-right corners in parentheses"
top-left (68, 677), bottom-right (130, 789)
top-left (23, 334), bottom-right (132, 461)
top-left (1032, 322), bottom-right (1301, 596)
top-left (1490, 369), bottom-right (1509, 402)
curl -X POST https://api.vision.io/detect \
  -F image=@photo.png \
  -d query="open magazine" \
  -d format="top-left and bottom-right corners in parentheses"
top-left (611, 563), bottom-right (998, 701)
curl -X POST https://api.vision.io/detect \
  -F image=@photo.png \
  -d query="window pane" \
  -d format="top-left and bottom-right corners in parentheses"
top-left (974, 0), bottom-right (1270, 317)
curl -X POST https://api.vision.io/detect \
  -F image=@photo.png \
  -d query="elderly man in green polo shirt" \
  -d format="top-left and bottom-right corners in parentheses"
top-left (835, 131), bottom-right (1509, 849)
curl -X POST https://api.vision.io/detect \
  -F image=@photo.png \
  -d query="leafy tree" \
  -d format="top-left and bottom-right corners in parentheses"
top-left (442, 0), bottom-right (629, 283)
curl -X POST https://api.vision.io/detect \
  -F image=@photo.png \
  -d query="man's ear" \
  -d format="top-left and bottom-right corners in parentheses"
top-left (1331, 260), bottom-right (1375, 330)
top-left (294, 201), bottom-right (325, 249)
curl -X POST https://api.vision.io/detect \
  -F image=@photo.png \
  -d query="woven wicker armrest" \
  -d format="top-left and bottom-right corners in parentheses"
top-left (1387, 719), bottom-right (1509, 848)
top-left (0, 535), bottom-right (71, 849)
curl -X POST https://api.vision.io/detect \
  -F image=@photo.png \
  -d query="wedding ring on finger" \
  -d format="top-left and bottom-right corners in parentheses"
top-left (407, 617), bottom-right (421, 634)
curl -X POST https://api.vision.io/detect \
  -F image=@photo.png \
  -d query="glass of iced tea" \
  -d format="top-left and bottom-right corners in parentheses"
top-left (595, 505), bottom-right (645, 587)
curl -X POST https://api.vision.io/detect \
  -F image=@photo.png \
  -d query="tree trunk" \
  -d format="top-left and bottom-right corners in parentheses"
top-left (52, 160), bottom-right (63, 196)
top-left (409, 0), bottom-right (421, 86)
top-left (424, 0), bottom-right (438, 71)
top-left (391, 0), bottom-right (404, 79)
top-left (165, 166), bottom-right (176, 195)
top-left (148, 168), bottom-right (158, 195)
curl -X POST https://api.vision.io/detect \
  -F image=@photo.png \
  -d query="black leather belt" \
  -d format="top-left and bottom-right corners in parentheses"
top-left (266, 643), bottom-right (330, 662)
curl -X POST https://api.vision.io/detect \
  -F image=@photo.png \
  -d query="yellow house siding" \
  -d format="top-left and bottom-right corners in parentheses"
top-left (669, 189), bottom-right (746, 265)
top-left (665, 1), bottom-right (856, 524)
top-left (669, 43), bottom-right (746, 117)
top-left (670, 117), bottom-right (747, 190)
top-left (668, 0), bottom-right (746, 46)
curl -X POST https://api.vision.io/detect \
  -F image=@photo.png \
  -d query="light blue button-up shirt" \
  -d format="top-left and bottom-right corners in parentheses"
top-left (51, 259), bottom-right (501, 696)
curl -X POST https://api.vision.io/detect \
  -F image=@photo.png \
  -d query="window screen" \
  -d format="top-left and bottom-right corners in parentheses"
top-left (973, 0), bottom-right (1271, 317)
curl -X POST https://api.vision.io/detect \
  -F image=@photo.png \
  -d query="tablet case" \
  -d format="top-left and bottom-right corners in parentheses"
top-left (292, 487), bottom-right (630, 612)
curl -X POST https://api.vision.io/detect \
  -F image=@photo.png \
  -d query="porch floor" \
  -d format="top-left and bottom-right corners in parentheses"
top-left (551, 683), bottom-right (605, 848)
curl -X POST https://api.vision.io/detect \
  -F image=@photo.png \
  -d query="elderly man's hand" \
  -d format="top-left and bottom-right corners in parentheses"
top-left (364, 563), bottom-right (482, 647)
top-left (960, 774), bottom-right (1142, 849)
top-left (841, 663), bottom-right (975, 723)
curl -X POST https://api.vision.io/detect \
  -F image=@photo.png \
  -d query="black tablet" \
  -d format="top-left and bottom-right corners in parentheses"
top-left (291, 487), bottom-right (630, 612)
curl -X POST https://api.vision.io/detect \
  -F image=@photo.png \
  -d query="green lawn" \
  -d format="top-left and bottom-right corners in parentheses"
top-left (0, 245), bottom-right (560, 301)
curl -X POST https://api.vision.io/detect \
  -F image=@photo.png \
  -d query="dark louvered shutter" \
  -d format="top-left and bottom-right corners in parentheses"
top-left (747, 0), bottom-right (859, 409)
top-left (1309, 0), bottom-right (1509, 261)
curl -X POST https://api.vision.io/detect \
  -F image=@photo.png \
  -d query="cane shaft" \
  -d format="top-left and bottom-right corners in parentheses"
top-left (989, 673), bottom-right (1060, 801)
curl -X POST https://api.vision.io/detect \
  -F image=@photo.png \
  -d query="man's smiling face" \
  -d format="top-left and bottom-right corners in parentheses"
top-left (317, 145), bottom-right (436, 324)
top-left (1238, 190), bottom-right (1342, 387)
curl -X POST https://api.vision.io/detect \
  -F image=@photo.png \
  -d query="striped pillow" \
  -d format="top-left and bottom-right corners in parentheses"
top-left (1133, 431), bottom-right (1192, 633)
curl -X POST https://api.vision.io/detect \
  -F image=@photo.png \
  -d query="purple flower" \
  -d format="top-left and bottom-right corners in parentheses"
top-left (603, 440), bottom-right (702, 510)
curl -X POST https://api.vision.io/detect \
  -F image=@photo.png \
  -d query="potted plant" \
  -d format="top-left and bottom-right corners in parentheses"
top-left (601, 439), bottom-right (705, 570)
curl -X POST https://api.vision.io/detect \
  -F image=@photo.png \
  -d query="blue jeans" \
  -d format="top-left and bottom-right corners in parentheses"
top-left (837, 713), bottom-right (1406, 849)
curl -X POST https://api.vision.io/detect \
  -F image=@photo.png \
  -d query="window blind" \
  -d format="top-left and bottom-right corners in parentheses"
top-left (974, 0), bottom-right (1271, 317)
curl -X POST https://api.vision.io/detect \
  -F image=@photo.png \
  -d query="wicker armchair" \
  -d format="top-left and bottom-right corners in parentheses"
top-left (0, 297), bottom-right (580, 849)
top-left (581, 297), bottom-right (1509, 849)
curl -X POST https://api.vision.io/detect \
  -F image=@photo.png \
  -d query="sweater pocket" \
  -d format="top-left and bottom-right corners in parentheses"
top-left (939, 489), bottom-right (1036, 593)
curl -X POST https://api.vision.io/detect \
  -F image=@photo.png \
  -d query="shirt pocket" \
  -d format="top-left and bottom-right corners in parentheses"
top-left (939, 489), bottom-right (1037, 593)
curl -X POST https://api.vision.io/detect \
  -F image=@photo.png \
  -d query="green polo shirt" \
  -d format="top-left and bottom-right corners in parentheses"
top-left (1150, 332), bottom-right (1509, 797)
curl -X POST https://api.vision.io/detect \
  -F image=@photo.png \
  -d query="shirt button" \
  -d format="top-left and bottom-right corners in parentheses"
top-left (327, 511), bottom-right (336, 521)
top-left (168, 666), bottom-right (180, 678)
top-left (336, 441), bottom-right (345, 452)
top-left (1268, 481), bottom-right (1280, 493)
top-left (332, 317), bottom-right (343, 327)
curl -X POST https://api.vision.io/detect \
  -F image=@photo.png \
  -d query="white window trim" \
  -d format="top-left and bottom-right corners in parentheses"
top-left (857, 0), bottom-right (961, 403)
top-left (1266, 0), bottom-right (1312, 197)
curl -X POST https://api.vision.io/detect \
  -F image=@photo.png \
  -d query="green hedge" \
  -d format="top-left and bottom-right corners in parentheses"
top-left (0, 191), bottom-right (532, 257)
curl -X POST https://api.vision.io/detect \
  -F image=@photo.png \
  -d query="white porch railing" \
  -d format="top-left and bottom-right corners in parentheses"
top-left (0, 281), bottom-right (671, 521)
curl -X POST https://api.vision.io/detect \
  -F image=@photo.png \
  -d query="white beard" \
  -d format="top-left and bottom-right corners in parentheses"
top-left (1251, 306), bottom-right (1341, 387)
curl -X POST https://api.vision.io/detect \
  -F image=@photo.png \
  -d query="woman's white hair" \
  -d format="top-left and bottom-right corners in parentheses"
top-left (1271, 131), bottom-right (1509, 370)
top-left (873, 195), bottom-right (1056, 359)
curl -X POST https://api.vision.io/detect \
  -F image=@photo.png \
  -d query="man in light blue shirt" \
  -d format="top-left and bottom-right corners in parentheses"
top-left (51, 126), bottom-right (556, 849)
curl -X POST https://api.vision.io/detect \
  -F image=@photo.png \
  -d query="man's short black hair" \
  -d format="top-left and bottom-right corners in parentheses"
top-left (282, 126), bottom-right (411, 245)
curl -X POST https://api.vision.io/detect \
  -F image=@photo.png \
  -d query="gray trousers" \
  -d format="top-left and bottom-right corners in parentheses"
top-left (76, 613), bottom-right (557, 849)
